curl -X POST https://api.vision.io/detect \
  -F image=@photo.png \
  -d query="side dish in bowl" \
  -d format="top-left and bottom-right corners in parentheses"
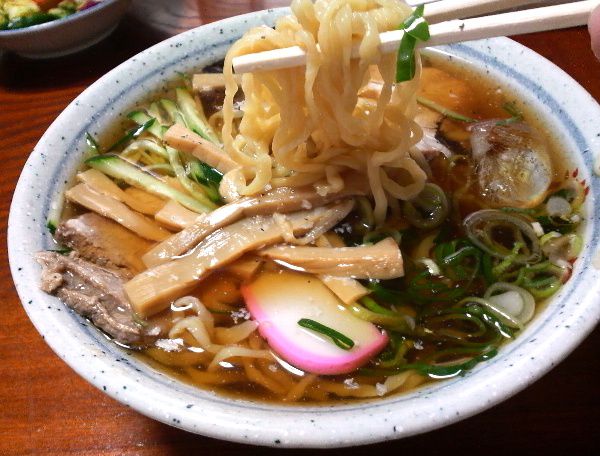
top-left (0, 0), bottom-right (129, 57)
top-left (0, 0), bottom-right (101, 30)
top-left (9, 0), bottom-right (600, 447)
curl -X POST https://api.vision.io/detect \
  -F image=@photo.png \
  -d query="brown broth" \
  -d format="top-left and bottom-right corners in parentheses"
top-left (422, 52), bottom-right (573, 179)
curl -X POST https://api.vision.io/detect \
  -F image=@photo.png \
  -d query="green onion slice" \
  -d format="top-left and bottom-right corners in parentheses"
top-left (464, 209), bottom-right (541, 264)
top-left (417, 96), bottom-right (477, 123)
top-left (396, 5), bottom-right (430, 82)
top-left (363, 349), bottom-right (498, 379)
top-left (297, 318), bottom-right (355, 350)
top-left (496, 101), bottom-right (524, 125)
top-left (403, 183), bottom-right (449, 229)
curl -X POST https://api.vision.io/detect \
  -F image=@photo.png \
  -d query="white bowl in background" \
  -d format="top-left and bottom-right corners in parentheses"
top-left (0, 0), bottom-right (130, 58)
top-left (8, 7), bottom-right (600, 448)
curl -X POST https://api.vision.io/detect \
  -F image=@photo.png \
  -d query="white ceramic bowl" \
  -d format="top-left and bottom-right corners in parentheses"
top-left (0, 0), bottom-right (130, 58)
top-left (8, 8), bottom-right (600, 448)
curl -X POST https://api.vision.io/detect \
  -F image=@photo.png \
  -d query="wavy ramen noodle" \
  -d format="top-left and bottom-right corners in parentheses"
top-left (222, 0), bottom-right (425, 223)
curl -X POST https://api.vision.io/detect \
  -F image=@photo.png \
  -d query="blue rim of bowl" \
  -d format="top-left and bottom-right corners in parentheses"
top-left (0, 0), bottom-right (125, 35)
top-left (8, 7), bottom-right (600, 447)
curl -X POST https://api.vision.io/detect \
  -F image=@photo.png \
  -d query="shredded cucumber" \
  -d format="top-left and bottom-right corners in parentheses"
top-left (122, 139), bottom-right (169, 161)
top-left (86, 154), bottom-right (216, 213)
top-left (165, 146), bottom-right (219, 208)
top-left (46, 190), bottom-right (65, 235)
top-left (127, 111), bottom-right (167, 139)
top-left (85, 132), bottom-right (100, 156)
top-left (107, 118), bottom-right (156, 152)
top-left (146, 102), bottom-right (163, 124)
top-left (186, 160), bottom-right (221, 203)
top-left (175, 88), bottom-right (220, 144)
top-left (159, 99), bottom-right (187, 126)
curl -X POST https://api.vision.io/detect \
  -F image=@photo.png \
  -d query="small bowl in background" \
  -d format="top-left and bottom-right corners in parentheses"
top-left (0, 0), bottom-right (131, 58)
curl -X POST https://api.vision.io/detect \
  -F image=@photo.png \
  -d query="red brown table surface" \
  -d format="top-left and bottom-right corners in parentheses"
top-left (1, 2), bottom-right (599, 454)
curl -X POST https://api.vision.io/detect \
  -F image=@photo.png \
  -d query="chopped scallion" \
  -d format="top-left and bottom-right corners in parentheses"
top-left (417, 96), bottom-right (477, 123)
top-left (297, 318), bottom-right (355, 350)
top-left (48, 248), bottom-right (72, 255)
top-left (496, 101), bottom-right (524, 125)
top-left (396, 6), bottom-right (430, 82)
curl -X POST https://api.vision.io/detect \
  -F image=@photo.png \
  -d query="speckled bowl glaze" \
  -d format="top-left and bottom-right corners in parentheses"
top-left (0, 0), bottom-right (130, 58)
top-left (8, 8), bottom-right (600, 448)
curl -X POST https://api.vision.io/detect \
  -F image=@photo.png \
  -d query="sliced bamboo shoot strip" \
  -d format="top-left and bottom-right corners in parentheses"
top-left (141, 182), bottom-right (366, 268)
top-left (154, 199), bottom-right (201, 230)
top-left (259, 238), bottom-right (404, 280)
top-left (65, 183), bottom-right (171, 242)
top-left (77, 169), bottom-right (166, 216)
top-left (126, 201), bottom-right (353, 317)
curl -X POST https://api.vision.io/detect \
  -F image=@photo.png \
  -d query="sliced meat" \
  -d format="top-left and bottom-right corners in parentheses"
top-left (192, 73), bottom-right (243, 117)
top-left (413, 105), bottom-right (452, 158)
top-left (142, 180), bottom-right (367, 268)
top-left (55, 213), bottom-right (154, 277)
top-left (36, 251), bottom-right (157, 346)
top-left (258, 237), bottom-right (404, 279)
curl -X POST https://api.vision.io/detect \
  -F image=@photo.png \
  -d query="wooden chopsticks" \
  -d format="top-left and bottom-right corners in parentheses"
top-left (232, 0), bottom-right (599, 74)
top-left (426, 0), bottom-right (542, 24)
top-left (426, 0), bottom-right (596, 46)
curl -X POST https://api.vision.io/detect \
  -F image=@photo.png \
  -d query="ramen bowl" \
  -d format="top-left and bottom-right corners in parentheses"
top-left (8, 7), bottom-right (600, 448)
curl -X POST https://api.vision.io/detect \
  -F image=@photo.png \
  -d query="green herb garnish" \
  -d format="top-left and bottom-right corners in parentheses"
top-left (362, 349), bottom-right (498, 378)
top-left (408, 349), bottom-right (498, 378)
top-left (3, 12), bottom-right (55, 30)
top-left (48, 248), bottom-right (72, 255)
top-left (46, 221), bottom-right (57, 235)
top-left (298, 318), bottom-right (355, 350)
top-left (496, 101), bottom-right (524, 125)
top-left (85, 132), bottom-right (101, 155)
top-left (396, 5), bottom-right (430, 82)
top-left (360, 296), bottom-right (399, 317)
top-left (132, 312), bottom-right (149, 328)
top-left (417, 96), bottom-right (477, 123)
top-left (107, 118), bottom-right (155, 152)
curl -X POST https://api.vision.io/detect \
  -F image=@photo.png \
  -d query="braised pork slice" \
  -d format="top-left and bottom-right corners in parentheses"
top-left (36, 251), bottom-right (156, 346)
top-left (55, 213), bottom-right (153, 277)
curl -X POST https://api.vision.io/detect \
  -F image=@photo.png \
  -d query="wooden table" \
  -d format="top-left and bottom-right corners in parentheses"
top-left (1, 2), bottom-right (598, 454)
